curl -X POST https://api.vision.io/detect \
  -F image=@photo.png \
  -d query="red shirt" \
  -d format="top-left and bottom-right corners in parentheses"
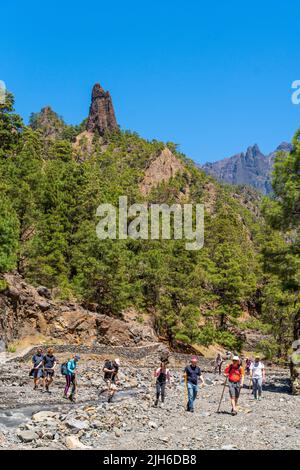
top-left (224, 364), bottom-right (244, 382)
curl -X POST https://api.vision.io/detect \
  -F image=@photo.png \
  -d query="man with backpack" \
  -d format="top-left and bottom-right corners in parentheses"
top-left (62, 354), bottom-right (80, 402)
top-left (250, 355), bottom-right (265, 400)
top-left (31, 348), bottom-right (44, 390)
top-left (43, 348), bottom-right (57, 393)
top-left (184, 356), bottom-right (205, 413)
top-left (224, 355), bottom-right (244, 415)
top-left (154, 361), bottom-right (171, 407)
top-left (103, 358), bottom-right (120, 403)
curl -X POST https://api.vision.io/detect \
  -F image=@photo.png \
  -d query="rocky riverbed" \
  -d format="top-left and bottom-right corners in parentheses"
top-left (0, 349), bottom-right (299, 450)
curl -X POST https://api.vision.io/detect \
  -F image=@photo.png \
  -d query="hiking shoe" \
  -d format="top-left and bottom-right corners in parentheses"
top-left (231, 410), bottom-right (237, 416)
top-left (33, 385), bottom-right (37, 390)
top-left (63, 395), bottom-right (68, 400)
top-left (258, 396), bottom-right (262, 401)
top-left (154, 400), bottom-right (158, 407)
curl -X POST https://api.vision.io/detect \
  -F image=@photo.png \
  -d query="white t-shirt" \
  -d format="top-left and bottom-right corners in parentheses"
top-left (250, 361), bottom-right (265, 378)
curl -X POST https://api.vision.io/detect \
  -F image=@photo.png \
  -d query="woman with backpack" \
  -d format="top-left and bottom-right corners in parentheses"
top-left (154, 361), bottom-right (171, 407)
top-left (224, 355), bottom-right (244, 415)
top-left (62, 354), bottom-right (80, 402)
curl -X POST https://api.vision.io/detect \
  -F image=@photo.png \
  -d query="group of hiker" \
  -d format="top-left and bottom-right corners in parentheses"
top-left (30, 348), bottom-right (266, 415)
top-left (30, 349), bottom-right (120, 403)
top-left (214, 352), bottom-right (266, 413)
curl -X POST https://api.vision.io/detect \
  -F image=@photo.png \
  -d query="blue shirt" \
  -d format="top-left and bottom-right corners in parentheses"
top-left (32, 354), bottom-right (44, 368)
top-left (184, 365), bottom-right (201, 385)
top-left (67, 359), bottom-right (77, 375)
top-left (43, 354), bottom-right (56, 369)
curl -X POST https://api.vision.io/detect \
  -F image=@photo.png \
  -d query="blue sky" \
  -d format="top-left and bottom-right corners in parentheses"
top-left (1, 0), bottom-right (299, 163)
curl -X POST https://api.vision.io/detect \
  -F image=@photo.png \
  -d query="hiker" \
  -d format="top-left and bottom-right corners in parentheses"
top-left (184, 356), bottom-right (205, 412)
top-left (226, 351), bottom-right (232, 361)
top-left (63, 354), bottom-right (80, 402)
top-left (31, 347), bottom-right (44, 390)
top-left (245, 358), bottom-right (252, 375)
top-left (250, 355), bottom-right (265, 400)
top-left (154, 362), bottom-right (171, 407)
top-left (103, 358), bottom-right (120, 403)
top-left (214, 353), bottom-right (224, 375)
top-left (224, 355), bottom-right (244, 415)
top-left (43, 348), bottom-right (57, 393)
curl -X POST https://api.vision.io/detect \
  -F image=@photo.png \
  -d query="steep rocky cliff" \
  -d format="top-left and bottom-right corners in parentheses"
top-left (0, 273), bottom-right (157, 350)
top-left (86, 83), bottom-right (118, 135)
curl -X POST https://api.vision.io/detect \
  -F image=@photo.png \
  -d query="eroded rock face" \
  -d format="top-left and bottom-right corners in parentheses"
top-left (0, 273), bottom-right (157, 348)
top-left (139, 148), bottom-right (186, 196)
top-left (86, 83), bottom-right (118, 135)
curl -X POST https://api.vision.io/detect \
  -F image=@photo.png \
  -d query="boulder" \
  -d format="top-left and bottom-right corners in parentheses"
top-left (290, 349), bottom-right (300, 395)
top-left (65, 435), bottom-right (90, 450)
top-left (32, 410), bottom-right (57, 423)
top-left (37, 301), bottom-right (50, 311)
top-left (37, 286), bottom-right (51, 299)
top-left (17, 430), bottom-right (38, 443)
top-left (65, 417), bottom-right (90, 432)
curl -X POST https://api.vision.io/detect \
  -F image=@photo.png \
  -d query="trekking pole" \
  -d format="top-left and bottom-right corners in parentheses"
top-left (216, 377), bottom-right (228, 413)
top-left (184, 373), bottom-right (187, 409)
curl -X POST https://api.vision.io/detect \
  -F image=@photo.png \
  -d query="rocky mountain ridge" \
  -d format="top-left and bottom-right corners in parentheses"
top-left (202, 142), bottom-right (293, 194)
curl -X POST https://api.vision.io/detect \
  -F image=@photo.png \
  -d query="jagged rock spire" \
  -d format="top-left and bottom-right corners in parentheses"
top-left (86, 83), bottom-right (118, 135)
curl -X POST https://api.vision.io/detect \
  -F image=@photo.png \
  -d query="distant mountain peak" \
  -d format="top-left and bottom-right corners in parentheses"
top-left (245, 144), bottom-right (262, 158)
top-left (29, 106), bottom-right (66, 139)
top-left (275, 141), bottom-right (293, 152)
top-left (202, 142), bottom-right (293, 194)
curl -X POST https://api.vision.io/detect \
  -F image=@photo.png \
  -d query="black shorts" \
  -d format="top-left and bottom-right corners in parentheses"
top-left (44, 370), bottom-right (54, 378)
